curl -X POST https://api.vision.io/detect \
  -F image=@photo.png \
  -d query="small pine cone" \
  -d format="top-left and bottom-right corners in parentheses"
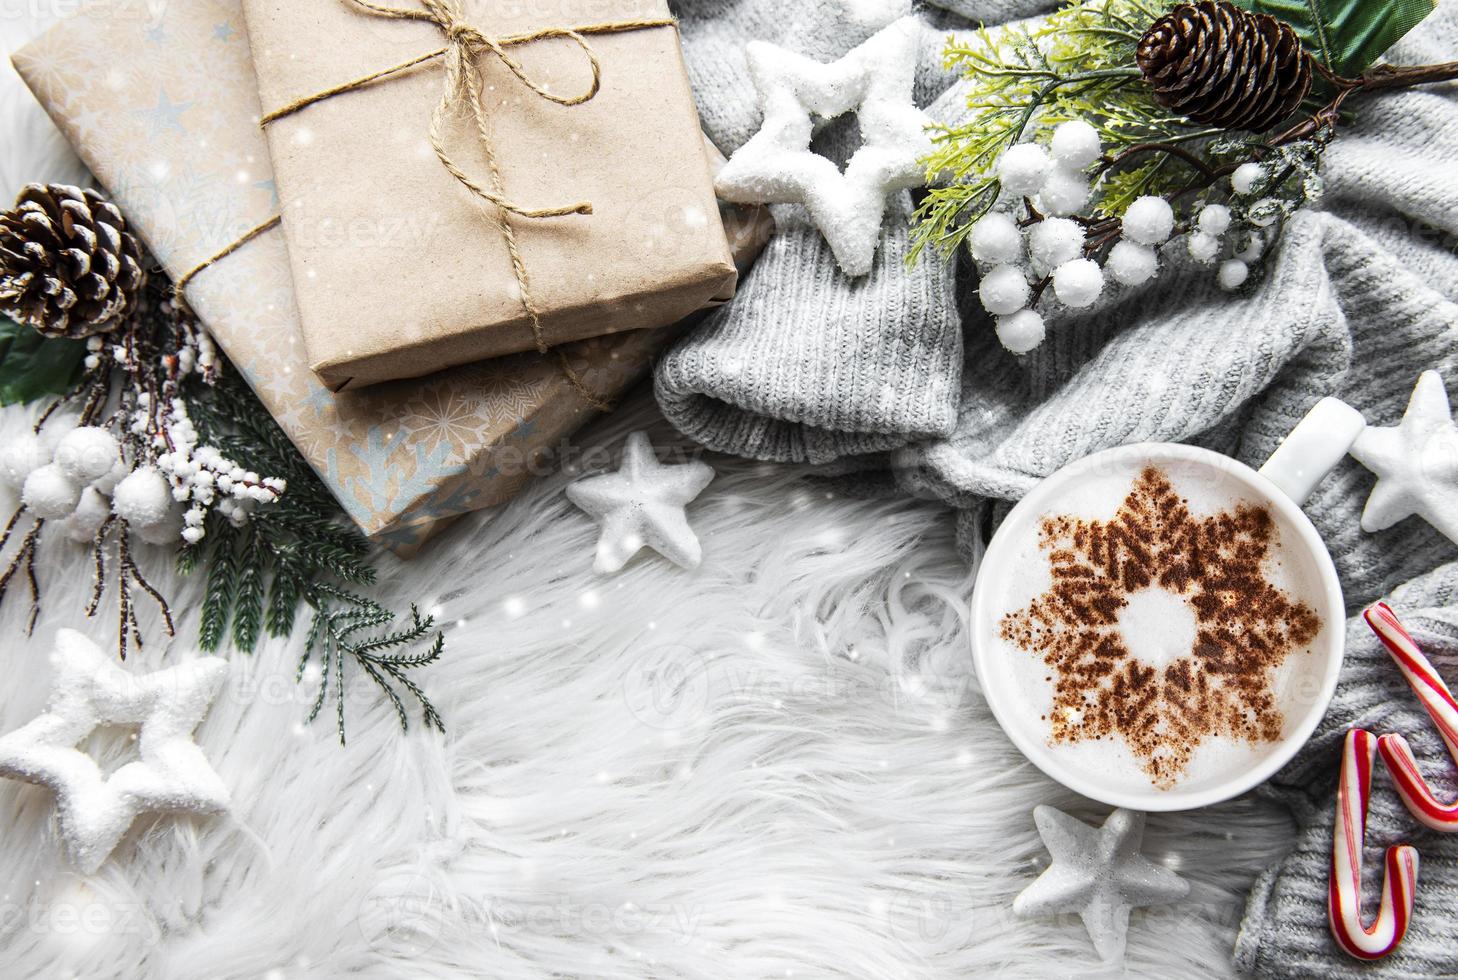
top-left (0, 183), bottom-right (147, 338)
top-left (1137, 0), bottom-right (1313, 133)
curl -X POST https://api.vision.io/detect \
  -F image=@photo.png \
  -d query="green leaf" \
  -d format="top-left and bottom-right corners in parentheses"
top-left (199, 522), bottom-right (239, 651)
top-left (0, 316), bottom-right (85, 406)
top-left (231, 533), bottom-right (264, 651)
top-left (1233, 0), bottom-right (1436, 76)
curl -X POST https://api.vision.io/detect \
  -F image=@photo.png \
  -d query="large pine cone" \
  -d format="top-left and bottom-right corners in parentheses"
top-left (0, 183), bottom-right (147, 338)
top-left (1137, 1), bottom-right (1313, 133)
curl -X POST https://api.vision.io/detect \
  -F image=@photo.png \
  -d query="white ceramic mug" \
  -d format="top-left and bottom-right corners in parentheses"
top-left (970, 399), bottom-right (1365, 811)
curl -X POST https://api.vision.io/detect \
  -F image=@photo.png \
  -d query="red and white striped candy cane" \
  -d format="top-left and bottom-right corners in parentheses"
top-left (1329, 728), bottom-right (1421, 960)
top-left (1365, 601), bottom-right (1458, 831)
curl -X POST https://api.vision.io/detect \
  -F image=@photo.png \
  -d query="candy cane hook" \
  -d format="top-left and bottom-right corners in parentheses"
top-left (1328, 728), bottom-right (1420, 960)
top-left (1365, 601), bottom-right (1458, 831)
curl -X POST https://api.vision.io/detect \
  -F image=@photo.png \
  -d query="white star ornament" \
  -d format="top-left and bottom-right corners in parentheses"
top-left (714, 17), bottom-right (933, 277)
top-left (1350, 370), bottom-right (1458, 544)
top-left (0, 630), bottom-right (231, 873)
top-left (1013, 806), bottom-right (1189, 962)
top-left (566, 432), bottom-right (716, 574)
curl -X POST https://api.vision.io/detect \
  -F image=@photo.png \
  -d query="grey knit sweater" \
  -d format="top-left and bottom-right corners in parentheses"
top-left (662, 0), bottom-right (1044, 464)
top-left (674, 0), bottom-right (1458, 975)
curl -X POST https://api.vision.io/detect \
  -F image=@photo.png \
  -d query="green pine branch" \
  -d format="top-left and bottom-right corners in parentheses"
top-left (181, 361), bottom-right (444, 742)
top-left (299, 585), bottom-right (445, 743)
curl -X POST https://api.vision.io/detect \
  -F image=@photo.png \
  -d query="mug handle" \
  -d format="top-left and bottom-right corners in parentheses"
top-left (1258, 397), bottom-right (1368, 505)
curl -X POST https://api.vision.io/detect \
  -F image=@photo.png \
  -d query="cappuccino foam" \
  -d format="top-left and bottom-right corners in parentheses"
top-left (988, 456), bottom-right (1329, 796)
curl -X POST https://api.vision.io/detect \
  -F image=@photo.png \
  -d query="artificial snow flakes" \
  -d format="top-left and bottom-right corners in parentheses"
top-left (1052, 258), bottom-right (1103, 308)
top-left (996, 309), bottom-right (1045, 354)
top-left (969, 212), bottom-right (1023, 265)
top-left (1014, 806), bottom-right (1189, 962)
top-left (0, 629), bottom-right (230, 873)
top-left (1105, 241), bottom-right (1158, 286)
top-left (998, 143), bottom-right (1052, 197)
top-left (566, 432), bottom-right (716, 575)
top-left (979, 265), bottom-right (1031, 316)
top-left (1122, 196), bottom-right (1174, 246)
top-left (715, 17), bottom-right (932, 277)
top-left (1348, 371), bottom-right (1458, 546)
top-left (1049, 119), bottom-right (1101, 169)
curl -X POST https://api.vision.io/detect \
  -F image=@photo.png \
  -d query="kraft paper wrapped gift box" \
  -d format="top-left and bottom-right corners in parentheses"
top-left (13, 0), bottom-right (768, 553)
top-left (242, 0), bottom-right (739, 391)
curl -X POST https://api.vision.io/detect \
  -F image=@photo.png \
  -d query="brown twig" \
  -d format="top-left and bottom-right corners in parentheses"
top-left (1029, 274), bottom-right (1053, 307)
top-left (124, 541), bottom-right (175, 639)
top-left (1100, 140), bottom-right (1223, 180)
top-left (1347, 59), bottom-right (1458, 93)
top-left (1018, 196), bottom-right (1046, 227)
top-left (0, 507), bottom-right (23, 554)
top-left (0, 518), bottom-right (45, 634)
top-left (86, 515), bottom-right (115, 617)
top-left (1100, 58), bottom-right (1458, 226)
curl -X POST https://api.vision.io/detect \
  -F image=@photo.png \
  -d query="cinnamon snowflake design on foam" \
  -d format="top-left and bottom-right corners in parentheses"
top-left (1000, 466), bottom-right (1321, 789)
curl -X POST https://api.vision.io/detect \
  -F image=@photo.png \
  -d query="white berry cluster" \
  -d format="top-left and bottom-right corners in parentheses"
top-left (2, 415), bottom-right (284, 548)
top-left (143, 394), bottom-right (285, 544)
top-left (972, 122), bottom-right (1277, 354)
top-left (2, 425), bottom-right (138, 542)
top-left (2, 313), bottom-right (282, 547)
top-left (968, 121), bottom-right (1099, 353)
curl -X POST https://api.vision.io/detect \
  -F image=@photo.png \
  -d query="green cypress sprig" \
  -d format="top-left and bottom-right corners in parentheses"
top-left (180, 348), bottom-right (445, 741)
top-left (298, 585), bottom-right (445, 743)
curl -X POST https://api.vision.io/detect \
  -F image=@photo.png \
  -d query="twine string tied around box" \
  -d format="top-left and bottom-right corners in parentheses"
top-left (179, 0), bottom-right (679, 409)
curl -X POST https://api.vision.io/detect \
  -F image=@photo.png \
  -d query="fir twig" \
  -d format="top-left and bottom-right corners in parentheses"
top-left (297, 586), bottom-right (445, 745)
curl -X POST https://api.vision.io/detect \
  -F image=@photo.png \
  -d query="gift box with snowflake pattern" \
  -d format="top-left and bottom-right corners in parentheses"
top-left (12, 0), bottom-right (766, 553)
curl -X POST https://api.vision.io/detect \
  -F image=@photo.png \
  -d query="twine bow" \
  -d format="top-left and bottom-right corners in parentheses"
top-left (250, 0), bottom-right (677, 405)
top-left (295, 0), bottom-right (614, 222)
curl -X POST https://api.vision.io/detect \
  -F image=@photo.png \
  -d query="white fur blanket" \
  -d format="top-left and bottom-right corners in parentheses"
top-left (0, 13), bottom-right (1292, 978)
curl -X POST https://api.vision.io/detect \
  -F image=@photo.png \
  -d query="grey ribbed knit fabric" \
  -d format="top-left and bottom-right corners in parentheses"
top-left (890, 2), bottom-right (1458, 975)
top-left (1234, 566), bottom-right (1458, 979)
top-left (655, 181), bottom-right (967, 464)
top-left (659, 1), bottom-right (1054, 464)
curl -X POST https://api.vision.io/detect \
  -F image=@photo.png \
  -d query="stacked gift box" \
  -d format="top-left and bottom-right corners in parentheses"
top-left (12, 0), bottom-right (770, 553)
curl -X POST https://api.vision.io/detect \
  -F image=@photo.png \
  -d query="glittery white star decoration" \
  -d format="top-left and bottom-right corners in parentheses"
top-left (714, 17), bottom-right (932, 277)
top-left (1349, 370), bottom-right (1458, 545)
top-left (566, 432), bottom-right (715, 574)
top-left (0, 630), bottom-right (231, 873)
top-left (1013, 806), bottom-right (1189, 962)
